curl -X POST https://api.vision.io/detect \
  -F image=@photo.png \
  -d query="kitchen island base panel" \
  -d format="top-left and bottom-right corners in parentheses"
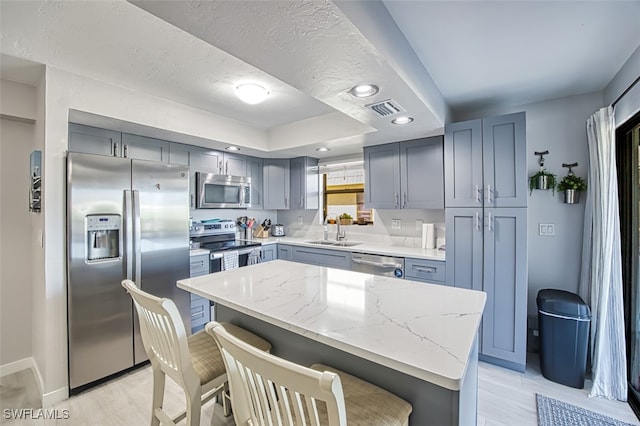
top-left (217, 304), bottom-right (478, 426)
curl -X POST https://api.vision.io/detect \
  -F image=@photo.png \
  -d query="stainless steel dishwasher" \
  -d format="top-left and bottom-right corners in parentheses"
top-left (351, 253), bottom-right (404, 278)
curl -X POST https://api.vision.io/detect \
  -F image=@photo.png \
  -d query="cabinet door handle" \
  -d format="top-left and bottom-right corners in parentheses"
top-left (475, 185), bottom-right (481, 203)
top-left (395, 193), bottom-right (399, 208)
top-left (475, 211), bottom-right (481, 231)
top-left (123, 144), bottom-right (129, 158)
top-left (113, 142), bottom-right (118, 157)
top-left (191, 194), bottom-right (194, 209)
top-left (486, 184), bottom-right (493, 204)
top-left (414, 266), bottom-right (437, 273)
top-left (485, 212), bottom-right (493, 232)
top-left (284, 196), bottom-right (288, 208)
top-left (300, 196), bottom-right (304, 207)
top-left (225, 160), bottom-right (228, 175)
top-left (403, 193), bottom-right (407, 208)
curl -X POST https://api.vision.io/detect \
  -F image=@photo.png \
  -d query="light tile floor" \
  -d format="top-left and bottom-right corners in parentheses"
top-left (1, 354), bottom-right (638, 425)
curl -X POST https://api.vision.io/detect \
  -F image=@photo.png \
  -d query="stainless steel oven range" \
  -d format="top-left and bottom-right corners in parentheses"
top-left (189, 220), bottom-right (261, 272)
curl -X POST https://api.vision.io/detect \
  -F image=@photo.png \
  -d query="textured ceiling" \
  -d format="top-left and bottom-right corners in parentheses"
top-left (1, 0), bottom-right (639, 158)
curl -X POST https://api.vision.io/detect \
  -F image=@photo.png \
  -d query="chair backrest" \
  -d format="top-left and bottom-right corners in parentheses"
top-left (205, 321), bottom-right (347, 426)
top-left (122, 279), bottom-right (199, 389)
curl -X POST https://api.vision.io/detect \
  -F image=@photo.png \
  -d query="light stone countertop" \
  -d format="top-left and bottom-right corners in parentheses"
top-left (178, 260), bottom-right (485, 391)
top-left (249, 236), bottom-right (445, 261)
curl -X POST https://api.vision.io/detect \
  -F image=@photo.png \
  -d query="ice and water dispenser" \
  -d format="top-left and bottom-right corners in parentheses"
top-left (86, 214), bottom-right (120, 261)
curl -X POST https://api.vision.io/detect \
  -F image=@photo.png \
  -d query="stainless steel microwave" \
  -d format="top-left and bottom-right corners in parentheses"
top-left (196, 173), bottom-right (251, 209)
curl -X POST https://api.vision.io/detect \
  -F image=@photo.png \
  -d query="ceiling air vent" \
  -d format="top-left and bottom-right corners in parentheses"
top-left (366, 99), bottom-right (405, 117)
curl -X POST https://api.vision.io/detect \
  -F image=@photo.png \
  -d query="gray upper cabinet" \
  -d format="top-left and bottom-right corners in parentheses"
top-left (400, 137), bottom-right (444, 209)
top-left (290, 156), bottom-right (319, 210)
top-left (168, 142), bottom-right (192, 166)
top-left (445, 112), bottom-right (526, 208)
top-left (222, 152), bottom-right (246, 176)
top-left (69, 124), bottom-right (170, 162)
top-left (192, 148), bottom-right (223, 175)
top-left (246, 156), bottom-right (263, 209)
top-left (263, 159), bottom-right (290, 210)
top-left (365, 137), bottom-right (444, 210)
top-left (121, 133), bottom-right (169, 163)
top-left (364, 143), bottom-right (401, 209)
top-left (69, 123), bottom-right (122, 157)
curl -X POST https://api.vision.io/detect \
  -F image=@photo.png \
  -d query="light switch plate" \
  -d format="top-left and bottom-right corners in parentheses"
top-left (391, 219), bottom-right (401, 229)
top-left (538, 223), bottom-right (556, 236)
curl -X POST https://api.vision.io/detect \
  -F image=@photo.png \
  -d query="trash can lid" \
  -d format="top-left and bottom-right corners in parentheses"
top-left (536, 289), bottom-right (591, 320)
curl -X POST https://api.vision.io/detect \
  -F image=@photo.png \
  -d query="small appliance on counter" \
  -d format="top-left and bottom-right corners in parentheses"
top-left (271, 224), bottom-right (285, 237)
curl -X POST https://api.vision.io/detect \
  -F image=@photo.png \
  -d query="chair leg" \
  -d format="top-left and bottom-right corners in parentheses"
top-left (185, 391), bottom-right (202, 426)
top-left (222, 381), bottom-right (232, 417)
top-left (150, 366), bottom-right (166, 426)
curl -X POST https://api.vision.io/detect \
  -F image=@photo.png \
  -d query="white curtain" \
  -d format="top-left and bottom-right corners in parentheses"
top-left (579, 106), bottom-right (627, 400)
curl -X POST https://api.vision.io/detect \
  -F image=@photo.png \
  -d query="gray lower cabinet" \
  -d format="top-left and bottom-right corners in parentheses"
top-left (261, 245), bottom-right (276, 262)
top-left (364, 136), bottom-right (444, 210)
top-left (445, 207), bottom-right (527, 372)
top-left (189, 253), bottom-right (211, 333)
top-left (277, 244), bottom-right (292, 260)
top-left (445, 112), bottom-right (526, 208)
top-left (263, 159), bottom-right (290, 210)
top-left (291, 246), bottom-right (351, 270)
top-left (290, 156), bottom-right (319, 210)
top-left (404, 258), bottom-right (447, 285)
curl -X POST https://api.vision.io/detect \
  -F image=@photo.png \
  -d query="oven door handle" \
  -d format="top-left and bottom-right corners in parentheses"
top-left (210, 247), bottom-right (260, 260)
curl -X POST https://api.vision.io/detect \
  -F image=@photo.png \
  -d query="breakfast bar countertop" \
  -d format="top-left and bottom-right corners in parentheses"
top-left (177, 260), bottom-right (485, 391)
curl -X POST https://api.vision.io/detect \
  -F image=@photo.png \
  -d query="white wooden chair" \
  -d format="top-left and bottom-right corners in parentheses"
top-left (122, 280), bottom-right (271, 426)
top-left (205, 321), bottom-right (412, 426)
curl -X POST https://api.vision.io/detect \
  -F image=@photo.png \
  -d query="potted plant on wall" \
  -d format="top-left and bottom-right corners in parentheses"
top-left (557, 173), bottom-right (587, 204)
top-left (529, 169), bottom-right (557, 194)
top-left (529, 150), bottom-right (557, 195)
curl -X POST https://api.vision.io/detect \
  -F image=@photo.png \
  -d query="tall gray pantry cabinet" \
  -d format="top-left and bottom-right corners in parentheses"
top-left (444, 111), bottom-right (528, 372)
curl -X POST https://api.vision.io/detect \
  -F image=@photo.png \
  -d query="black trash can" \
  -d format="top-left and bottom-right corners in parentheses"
top-left (537, 289), bottom-right (591, 388)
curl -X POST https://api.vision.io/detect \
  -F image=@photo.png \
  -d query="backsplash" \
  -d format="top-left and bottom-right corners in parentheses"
top-left (278, 209), bottom-right (445, 248)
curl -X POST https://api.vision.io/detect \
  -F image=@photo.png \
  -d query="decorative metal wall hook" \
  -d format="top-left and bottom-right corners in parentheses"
top-left (562, 162), bottom-right (578, 175)
top-left (534, 150), bottom-right (549, 168)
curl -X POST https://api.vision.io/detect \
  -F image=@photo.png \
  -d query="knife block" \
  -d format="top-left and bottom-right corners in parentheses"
top-left (253, 226), bottom-right (269, 238)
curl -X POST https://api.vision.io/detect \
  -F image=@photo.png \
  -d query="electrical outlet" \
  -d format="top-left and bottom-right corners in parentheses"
top-left (391, 219), bottom-right (401, 229)
top-left (297, 216), bottom-right (303, 225)
top-left (415, 219), bottom-right (423, 230)
top-left (538, 223), bottom-right (556, 236)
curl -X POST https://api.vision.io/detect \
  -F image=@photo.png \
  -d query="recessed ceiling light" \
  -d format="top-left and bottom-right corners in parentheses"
top-left (225, 146), bottom-right (240, 151)
top-left (235, 83), bottom-right (269, 104)
top-left (391, 116), bottom-right (414, 125)
top-left (316, 147), bottom-right (331, 152)
top-left (349, 83), bottom-right (379, 98)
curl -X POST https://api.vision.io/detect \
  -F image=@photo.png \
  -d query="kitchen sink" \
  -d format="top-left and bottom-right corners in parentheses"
top-left (305, 240), bottom-right (362, 247)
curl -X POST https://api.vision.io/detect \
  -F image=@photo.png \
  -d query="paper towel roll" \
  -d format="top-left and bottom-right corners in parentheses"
top-left (422, 223), bottom-right (435, 249)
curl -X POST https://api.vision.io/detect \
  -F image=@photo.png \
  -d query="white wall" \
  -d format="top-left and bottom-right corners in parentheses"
top-left (0, 117), bottom-right (35, 366)
top-left (456, 91), bottom-right (604, 315)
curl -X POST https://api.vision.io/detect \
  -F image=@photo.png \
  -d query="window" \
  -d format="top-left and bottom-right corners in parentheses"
top-left (320, 162), bottom-right (373, 225)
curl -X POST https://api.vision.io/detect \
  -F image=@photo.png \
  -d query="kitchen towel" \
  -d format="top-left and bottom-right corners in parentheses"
top-left (422, 223), bottom-right (435, 249)
top-left (247, 247), bottom-right (262, 265)
top-left (222, 250), bottom-right (239, 271)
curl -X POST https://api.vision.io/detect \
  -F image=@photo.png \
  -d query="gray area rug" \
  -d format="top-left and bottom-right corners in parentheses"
top-left (536, 393), bottom-right (636, 426)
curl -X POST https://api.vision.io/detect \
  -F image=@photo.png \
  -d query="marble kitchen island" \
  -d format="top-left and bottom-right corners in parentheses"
top-left (178, 260), bottom-right (486, 425)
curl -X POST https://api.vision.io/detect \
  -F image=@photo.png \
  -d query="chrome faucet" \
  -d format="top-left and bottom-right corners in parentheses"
top-left (323, 213), bottom-right (345, 241)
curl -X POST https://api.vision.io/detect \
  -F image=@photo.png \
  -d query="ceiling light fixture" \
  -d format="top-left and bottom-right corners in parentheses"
top-left (348, 83), bottom-right (379, 98)
top-left (391, 116), bottom-right (414, 125)
top-left (235, 83), bottom-right (269, 104)
top-left (225, 146), bottom-right (240, 151)
top-left (316, 147), bottom-right (331, 152)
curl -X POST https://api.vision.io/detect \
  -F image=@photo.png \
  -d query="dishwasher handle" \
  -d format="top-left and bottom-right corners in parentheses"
top-left (352, 257), bottom-right (402, 269)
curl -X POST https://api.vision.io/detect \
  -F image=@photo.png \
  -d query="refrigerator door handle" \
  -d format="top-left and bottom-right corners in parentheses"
top-left (124, 190), bottom-right (134, 281)
top-left (132, 189), bottom-right (142, 285)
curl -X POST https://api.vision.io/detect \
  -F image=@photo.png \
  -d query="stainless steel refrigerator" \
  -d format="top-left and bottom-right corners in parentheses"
top-left (67, 152), bottom-right (190, 391)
